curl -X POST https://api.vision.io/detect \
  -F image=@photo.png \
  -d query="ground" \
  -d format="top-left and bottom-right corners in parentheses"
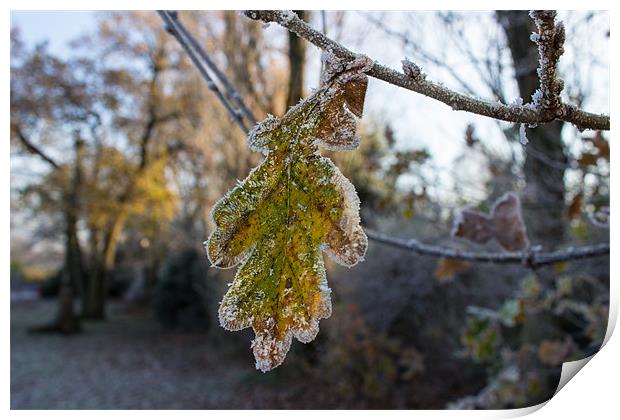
top-left (11, 299), bottom-right (325, 409)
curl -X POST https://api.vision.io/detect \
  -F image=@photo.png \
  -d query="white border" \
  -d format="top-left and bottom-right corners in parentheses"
top-left (4, 2), bottom-right (616, 418)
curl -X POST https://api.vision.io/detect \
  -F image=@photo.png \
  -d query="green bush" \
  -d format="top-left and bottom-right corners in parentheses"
top-left (39, 270), bottom-right (62, 298)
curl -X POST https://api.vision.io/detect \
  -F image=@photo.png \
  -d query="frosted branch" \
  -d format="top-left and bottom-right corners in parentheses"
top-left (529, 10), bottom-right (565, 114)
top-left (365, 229), bottom-right (609, 269)
top-left (243, 10), bottom-right (609, 131)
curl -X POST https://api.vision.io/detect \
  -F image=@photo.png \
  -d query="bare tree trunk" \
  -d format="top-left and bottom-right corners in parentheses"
top-left (56, 138), bottom-right (86, 332)
top-left (497, 11), bottom-right (567, 248)
top-left (32, 139), bottom-right (84, 333)
top-left (82, 213), bottom-right (127, 320)
top-left (286, 11), bottom-right (309, 108)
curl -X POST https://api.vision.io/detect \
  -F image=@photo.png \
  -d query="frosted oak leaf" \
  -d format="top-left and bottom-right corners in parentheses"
top-left (451, 192), bottom-right (529, 252)
top-left (205, 54), bottom-right (372, 372)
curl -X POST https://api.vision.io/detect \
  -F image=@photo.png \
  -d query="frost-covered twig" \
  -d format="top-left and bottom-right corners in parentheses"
top-left (157, 10), bottom-right (251, 132)
top-left (365, 229), bottom-right (609, 268)
top-left (529, 10), bottom-right (565, 115)
top-left (243, 10), bottom-right (609, 131)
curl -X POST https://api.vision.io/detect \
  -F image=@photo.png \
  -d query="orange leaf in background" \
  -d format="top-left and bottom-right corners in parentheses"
top-left (433, 258), bottom-right (472, 283)
top-left (538, 337), bottom-right (575, 366)
top-left (565, 192), bottom-right (583, 221)
top-left (452, 192), bottom-right (529, 251)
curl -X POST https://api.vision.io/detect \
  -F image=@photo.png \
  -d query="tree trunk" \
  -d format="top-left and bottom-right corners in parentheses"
top-left (82, 212), bottom-right (127, 320)
top-left (497, 11), bottom-right (567, 248)
top-left (286, 11), bottom-right (309, 108)
top-left (33, 139), bottom-right (84, 334)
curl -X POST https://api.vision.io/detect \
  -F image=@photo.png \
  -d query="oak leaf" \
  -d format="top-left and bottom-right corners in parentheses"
top-left (452, 192), bottom-right (529, 252)
top-left (205, 54), bottom-right (372, 372)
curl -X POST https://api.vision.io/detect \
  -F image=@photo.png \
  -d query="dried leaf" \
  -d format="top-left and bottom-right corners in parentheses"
top-left (565, 191), bottom-right (583, 221)
top-left (433, 258), bottom-right (471, 283)
top-left (577, 152), bottom-right (598, 168)
top-left (452, 192), bottom-right (529, 251)
top-left (538, 337), bottom-right (575, 366)
top-left (582, 131), bottom-right (609, 161)
top-left (206, 54), bottom-right (372, 372)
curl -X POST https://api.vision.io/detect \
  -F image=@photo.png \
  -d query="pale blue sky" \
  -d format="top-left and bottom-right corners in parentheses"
top-left (11, 10), bottom-right (96, 56)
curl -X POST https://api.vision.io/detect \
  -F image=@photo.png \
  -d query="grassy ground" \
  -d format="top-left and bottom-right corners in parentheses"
top-left (10, 299), bottom-right (319, 409)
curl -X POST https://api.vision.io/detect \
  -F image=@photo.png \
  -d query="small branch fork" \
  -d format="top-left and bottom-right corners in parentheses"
top-left (156, 11), bottom-right (610, 267)
top-left (243, 10), bottom-right (609, 131)
top-left (366, 229), bottom-right (609, 269)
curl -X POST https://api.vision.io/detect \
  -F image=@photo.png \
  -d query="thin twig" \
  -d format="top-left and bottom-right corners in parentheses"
top-left (165, 11), bottom-right (258, 125)
top-left (243, 10), bottom-right (609, 131)
top-left (157, 10), bottom-right (250, 133)
top-left (13, 125), bottom-right (60, 169)
top-left (366, 229), bottom-right (609, 268)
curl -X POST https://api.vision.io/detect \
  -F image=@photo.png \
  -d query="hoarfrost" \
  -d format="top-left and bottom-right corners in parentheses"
top-left (531, 89), bottom-right (543, 109)
top-left (279, 10), bottom-right (298, 24)
top-left (509, 97), bottom-right (524, 108)
top-left (519, 124), bottom-right (528, 146)
top-left (252, 329), bottom-right (292, 372)
top-left (401, 57), bottom-right (425, 81)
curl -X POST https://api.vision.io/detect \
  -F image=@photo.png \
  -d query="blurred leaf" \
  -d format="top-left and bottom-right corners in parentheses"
top-left (499, 299), bottom-right (524, 327)
top-left (582, 131), bottom-right (609, 162)
top-left (462, 317), bottom-right (500, 363)
top-left (565, 192), bottom-right (583, 221)
top-left (571, 220), bottom-right (589, 241)
top-left (520, 274), bottom-right (542, 298)
top-left (206, 54), bottom-right (372, 372)
top-left (399, 347), bottom-right (425, 380)
top-left (552, 261), bottom-right (569, 274)
top-left (433, 258), bottom-right (471, 283)
top-left (556, 276), bottom-right (573, 297)
top-left (452, 192), bottom-right (529, 251)
top-left (577, 152), bottom-right (599, 168)
top-left (538, 338), bottom-right (575, 366)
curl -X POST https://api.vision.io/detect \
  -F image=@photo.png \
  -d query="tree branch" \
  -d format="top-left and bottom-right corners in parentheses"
top-left (365, 229), bottom-right (609, 268)
top-left (164, 11), bottom-right (258, 126)
top-left (529, 11), bottom-right (565, 114)
top-left (157, 10), bottom-right (251, 133)
top-left (12, 125), bottom-right (60, 169)
top-left (243, 10), bottom-right (609, 131)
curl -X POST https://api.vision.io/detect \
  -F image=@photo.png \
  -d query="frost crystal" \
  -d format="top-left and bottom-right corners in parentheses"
top-left (518, 124), bottom-right (528, 146)
top-left (206, 53), bottom-right (370, 372)
top-left (531, 89), bottom-right (543, 109)
top-left (401, 57), bottom-right (425, 81)
top-left (509, 97), bottom-right (524, 108)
